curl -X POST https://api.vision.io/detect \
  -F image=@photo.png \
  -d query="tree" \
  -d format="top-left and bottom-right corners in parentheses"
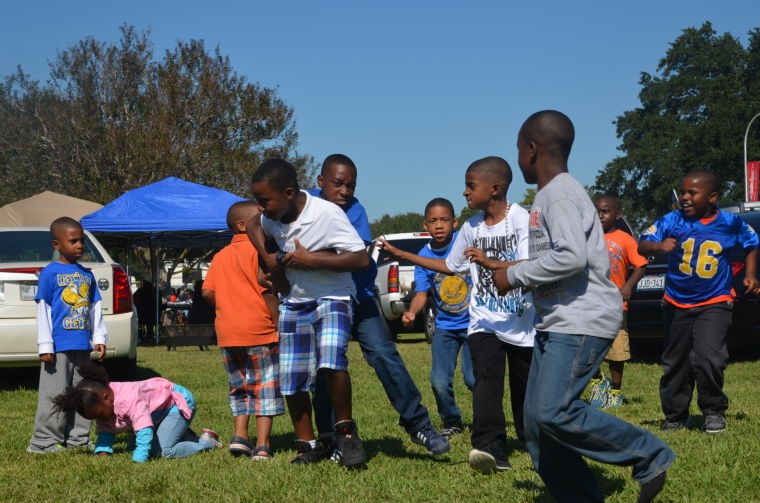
top-left (0, 25), bottom-right (316, 285)
top-left (0, 24), bottom-right (315, 206)
top-left (594, 22), bottom-right (760, 227)
top-left (519, 187), bottom-right (537, 206)
top-left (457, 206), bottom-right (479, 223)
top-left (370, 212), bottom-right (424, 237)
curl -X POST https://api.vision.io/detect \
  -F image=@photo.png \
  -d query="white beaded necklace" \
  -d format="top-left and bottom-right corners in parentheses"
top-left (474, 201), bottom-right (513, 282)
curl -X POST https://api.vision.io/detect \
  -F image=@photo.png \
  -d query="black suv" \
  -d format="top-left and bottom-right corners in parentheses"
top-left (627, 205), bottom-right (760, 338)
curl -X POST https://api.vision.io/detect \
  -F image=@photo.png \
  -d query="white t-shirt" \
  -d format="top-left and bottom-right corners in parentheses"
top-left (261, 191), bottom-right (366, 302)
top-left (445, 204), bottom-right (535, 347)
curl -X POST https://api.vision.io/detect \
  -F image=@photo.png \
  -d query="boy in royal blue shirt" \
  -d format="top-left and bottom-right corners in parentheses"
top-left (639, 169), bottom-right (759, 434)
top-left (403, 198), bottom-right (474, 438)
top-left (27, 217), bottom-right (107, 454)
top-left (308, 154), bottom-right (450, 458)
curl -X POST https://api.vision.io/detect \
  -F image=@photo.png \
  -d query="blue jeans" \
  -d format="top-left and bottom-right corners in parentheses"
top-left (313, 296), bottom-right (430, 435)
top-left (149, 409), bottom-right (214, 459)
top-left (525, 331), bottom-right (675, 503)
top-left (430, 327), bottom-right (474, 426)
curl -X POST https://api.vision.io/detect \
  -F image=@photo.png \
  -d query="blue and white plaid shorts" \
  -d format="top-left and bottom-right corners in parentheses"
top-left (278, 298), bottom-right (353, 395)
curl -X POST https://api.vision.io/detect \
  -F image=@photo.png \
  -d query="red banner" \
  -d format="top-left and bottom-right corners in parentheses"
top-left (748, 161), bottom-right (760, 201)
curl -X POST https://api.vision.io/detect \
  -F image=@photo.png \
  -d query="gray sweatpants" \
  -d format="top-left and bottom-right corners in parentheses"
top-left (28, 350), bottom-right (92, 450)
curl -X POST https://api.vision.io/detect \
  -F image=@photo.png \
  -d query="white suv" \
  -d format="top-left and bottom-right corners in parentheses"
top-left (371, 232), bottom-right (437, 341)
top-left (0, 227), bottom-right (138, 378)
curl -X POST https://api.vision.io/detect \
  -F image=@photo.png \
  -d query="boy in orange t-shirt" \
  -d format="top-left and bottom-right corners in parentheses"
top-left (588, 195), bottom-right (648, 408)
top-left (202, 201), bottom-right (284, 460)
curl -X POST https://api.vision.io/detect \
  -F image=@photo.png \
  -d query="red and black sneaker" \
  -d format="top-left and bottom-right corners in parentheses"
top-left (334, 420), bottom-right (366, 469)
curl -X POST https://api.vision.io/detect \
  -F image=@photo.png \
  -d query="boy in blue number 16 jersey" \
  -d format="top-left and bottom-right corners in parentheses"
top-left (639, 169), bottom-right (759, 434)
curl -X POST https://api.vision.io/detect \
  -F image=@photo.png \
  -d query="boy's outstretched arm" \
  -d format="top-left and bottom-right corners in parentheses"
top-left (282, 238), bottom-right (369, 272)
top-left (403, 292), bottom-right (428, 328)
top-left (376, 238), bottom-right (453, 274)
top-left (621, 265), bottom-right (647, 301)
top-left (638, 238), bottom-right (677, 256)
top-left (245, 213), bottom-right (280, 271)
top-left (743, 248), bottom-right (760, 294)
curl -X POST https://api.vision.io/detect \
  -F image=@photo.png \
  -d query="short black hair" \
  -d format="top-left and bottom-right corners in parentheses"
top-left (684, 169), bottom-right (720, 194)
top-left (226, 200), bottom-right (259, 231)
top-left (50, 216), bottom-right (83, 240)
top-left (321, 154), bottom-right (357, 176)
top-left (594, 194), bottom-right (620, 211)
top-left (424, 197), bottom-right (455, 218)
top-left (466, 156), bottom-right (513, 194)
top-left (251, 158), bottom-right (299, 192)
top-left (519, 110), bottom-right (575, 160)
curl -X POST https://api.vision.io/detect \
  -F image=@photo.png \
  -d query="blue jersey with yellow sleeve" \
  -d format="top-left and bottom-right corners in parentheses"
top-left (640, 209), bottom-right (758, 307)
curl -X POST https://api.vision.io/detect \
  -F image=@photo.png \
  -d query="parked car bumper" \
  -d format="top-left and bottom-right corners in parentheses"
top-left (0, 311), bottom-right (137, 367)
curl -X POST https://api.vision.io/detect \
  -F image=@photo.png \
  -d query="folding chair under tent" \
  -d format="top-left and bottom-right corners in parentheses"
top-left (81, 177), bottom-right (246, 344)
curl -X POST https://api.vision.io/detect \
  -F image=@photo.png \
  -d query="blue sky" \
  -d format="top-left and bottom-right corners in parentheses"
top-left (3, 1), bottom-right (760, 221)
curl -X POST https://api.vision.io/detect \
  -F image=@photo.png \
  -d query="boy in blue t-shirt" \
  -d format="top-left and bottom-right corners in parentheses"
top-left (639, 169), bottom-right (759, 434)
top-left (403, 198), bottom-right (474, 438)
top-left (308, 154), bottom-right (450, 458)
top-left (27, 217), bottom-right (108, 454)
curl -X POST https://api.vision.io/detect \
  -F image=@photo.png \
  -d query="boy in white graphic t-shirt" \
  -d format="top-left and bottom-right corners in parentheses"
top-left (379, 156), bottom-right (535, 474)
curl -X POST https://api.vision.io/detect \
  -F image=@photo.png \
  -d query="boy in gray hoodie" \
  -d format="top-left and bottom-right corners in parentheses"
top-left (495, 110), bottom-right (675, 503)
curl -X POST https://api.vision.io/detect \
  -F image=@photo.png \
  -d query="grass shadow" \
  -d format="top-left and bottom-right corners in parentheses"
top-left (512, 465), bottom-right (626, 502)
top-left (363, 436), bottom-right (452, 463)
top-left (396, 336), bottom-right (427, 345)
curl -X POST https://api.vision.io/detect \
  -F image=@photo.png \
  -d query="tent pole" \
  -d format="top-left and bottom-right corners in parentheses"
top-left (151, 239), bottom-right (160, 345)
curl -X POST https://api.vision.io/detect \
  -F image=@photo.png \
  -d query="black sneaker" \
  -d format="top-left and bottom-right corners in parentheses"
top-left (661, 419), bottom-right (686, 432)
top-left (334, 420), bottom-right (366, 468)
top-left (703, 414), bottom-right (726, 434)
top-left (290, 440), bottom-right (322, 464)
top-left (318, 433), bottom-right (341, 463)
top-left (468, 447), bottom-right (512, 474)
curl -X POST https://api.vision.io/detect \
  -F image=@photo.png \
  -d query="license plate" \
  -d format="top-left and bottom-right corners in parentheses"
top-left (636, 275), bottom-right (665, 291)
top-left (20, 284), bottom-right (37, 301)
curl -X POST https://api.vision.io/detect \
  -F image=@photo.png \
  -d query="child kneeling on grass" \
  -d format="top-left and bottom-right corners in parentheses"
top-left (53, 364), bottom-right (223, 463)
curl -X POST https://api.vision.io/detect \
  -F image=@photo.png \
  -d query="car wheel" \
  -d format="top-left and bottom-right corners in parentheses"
top-left (424, 300), bottom-right (436, 344)
top-left (104, 356), bottom-right (137, 381)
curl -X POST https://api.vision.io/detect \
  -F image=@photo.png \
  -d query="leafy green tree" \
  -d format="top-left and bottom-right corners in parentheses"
top-left (594, 22), bottom-right (760, 227)
top-left (457, 206), bottom-right (479, 223)
top-left (0, 24), bottom-right (315, 206)
top-left (370, 212), bottom-right (425, 238)
top-left (519, 187), bottom-right (537, 206)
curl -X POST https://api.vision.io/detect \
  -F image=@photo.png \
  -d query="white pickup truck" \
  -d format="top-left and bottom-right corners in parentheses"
top-left (0, 227), bottom-right (138, 378)
top-left (371, 232), bottom-right (438, 342)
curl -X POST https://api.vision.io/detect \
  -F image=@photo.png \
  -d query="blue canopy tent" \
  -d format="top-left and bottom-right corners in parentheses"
top-left (81, 176), bottom-right (246, 248)
top-left (81, 177), bottom-right (247, 343)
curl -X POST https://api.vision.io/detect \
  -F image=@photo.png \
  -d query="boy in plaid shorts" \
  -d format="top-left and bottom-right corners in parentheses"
top-left (202, 200), bottom-right (285, 461)
top-left (247, 158), bottom-right (371, 468)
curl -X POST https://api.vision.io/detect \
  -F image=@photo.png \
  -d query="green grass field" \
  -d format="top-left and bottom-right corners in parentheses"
top-left (1, 336), bottom-right (758, 503)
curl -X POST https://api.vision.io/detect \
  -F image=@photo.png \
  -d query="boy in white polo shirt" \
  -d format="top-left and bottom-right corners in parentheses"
top-left (246, 158), bottom-right (370, 469)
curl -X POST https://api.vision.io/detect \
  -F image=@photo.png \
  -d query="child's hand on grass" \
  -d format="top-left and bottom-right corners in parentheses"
top-left (39, 353), bottom-right (54, 364)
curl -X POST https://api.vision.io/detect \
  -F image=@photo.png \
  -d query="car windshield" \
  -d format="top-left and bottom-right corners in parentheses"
top-left (0, 231), bottom-right (105, 263)
top-left (376, 238), bottom-right (430, 267)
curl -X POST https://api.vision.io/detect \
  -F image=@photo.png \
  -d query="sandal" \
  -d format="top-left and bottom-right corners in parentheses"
top-left (250, 445), bottom-right (272, 462)
top-left (229, 436), bottom-right (253, 457)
